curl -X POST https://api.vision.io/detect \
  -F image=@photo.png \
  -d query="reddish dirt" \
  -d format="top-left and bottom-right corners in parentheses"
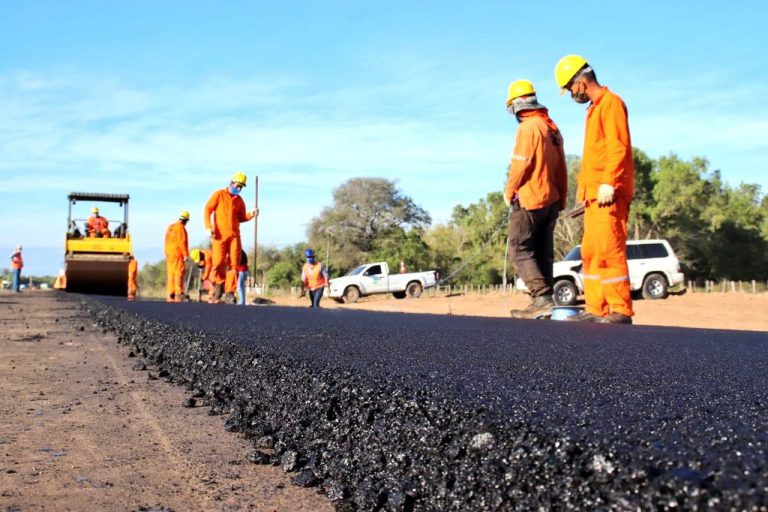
top-left (274, 290), bottom-right (768, 332)
top-left (0, 291), bottom-right (333, 512)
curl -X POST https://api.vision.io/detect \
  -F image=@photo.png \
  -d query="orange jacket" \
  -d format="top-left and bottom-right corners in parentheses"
top-left (198, 249), bottom-right (213, 281)
top-left (204, 189), bottom-right (254, 238)
top-left (578, 87), bottom-right (634, 202)
top-left (504, 110), bottom-right (568, 210)
top-left (164, 220), bottom-right (189, 259)
top-left (302, 262), bottom-right (328, 290)
top-left (87, 215), bottom-right (109, 233)
top-left (10, 251), bottom-right (23, 270)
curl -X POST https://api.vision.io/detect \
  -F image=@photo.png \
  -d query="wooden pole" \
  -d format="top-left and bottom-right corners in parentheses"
top-left (253, 175), bottom-right (259, 289)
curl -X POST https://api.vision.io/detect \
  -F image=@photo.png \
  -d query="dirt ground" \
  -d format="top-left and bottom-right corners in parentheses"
top-left (274, 290), bottom-right (768, 332)
top-left (0, 291), bottom-right (334, 512)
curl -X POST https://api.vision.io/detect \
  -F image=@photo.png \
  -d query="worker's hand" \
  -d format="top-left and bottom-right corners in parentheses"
top-left (204, 228), bottom-right (213, 238)
top-left (597, 184), bottom-right (615, 206)
top-left (250, 208), bottom-right (259, 218)
top-left (503, 194), bottom-right (511, 207)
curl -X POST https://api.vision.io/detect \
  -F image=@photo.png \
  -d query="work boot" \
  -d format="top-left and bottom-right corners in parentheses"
top-left (166, 293), bottom-right (175, 303)
top-left (223, 292), bottom-right (236, 304)
top-left (174, 293), bottom-right (186, 303)
top-left (600, 313), bottom-right (633, 324)
top-left (564, 310), bottom-right (601, 322)
top-left (510, 295), bottom-right (555, 319)
top-left (208, 284), bottom-right (224, 304)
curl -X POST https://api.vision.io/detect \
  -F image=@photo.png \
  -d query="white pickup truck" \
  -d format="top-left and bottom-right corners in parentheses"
top-left (329, 262), bottom-right (438, 304)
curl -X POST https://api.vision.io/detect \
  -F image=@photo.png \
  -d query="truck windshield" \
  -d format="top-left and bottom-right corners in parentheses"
top-left (346, 265), bottom-right (367, 276)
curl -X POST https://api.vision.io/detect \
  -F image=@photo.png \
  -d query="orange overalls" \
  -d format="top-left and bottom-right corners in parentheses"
top-left (203, 189), bottom-right (255, 291)
top-left (164, 220), bottom-right (189, 301)
top-left (87, 215), bottom-right (110, 238)
top-left (127, 259), bottom-right (138, 300)
top-left (578, 87), bottom-right (635, 318)
top-left (198, 249), bottom-right (213, 283)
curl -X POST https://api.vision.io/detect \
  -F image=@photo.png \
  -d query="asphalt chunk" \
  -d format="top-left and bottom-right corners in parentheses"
top-left (90, 297), bottom-right (768, 510)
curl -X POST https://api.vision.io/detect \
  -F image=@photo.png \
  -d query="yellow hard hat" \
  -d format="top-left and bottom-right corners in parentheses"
top-left (554, 54), bottom-right (588, 89)
top-left (506, 80), bottom-right (536, 106)
top-left (179, 210), bottom-right (190, 220)
top-left (91, 207), bottom-right (99, 214)
top-left (191, 248), bottom-right (201, 263)
top-left (231, 172), bottom-right (247, 186)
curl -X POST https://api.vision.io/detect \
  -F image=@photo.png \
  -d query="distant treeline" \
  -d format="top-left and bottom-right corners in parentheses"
top-left (139, 149), bottom-right (768, 290)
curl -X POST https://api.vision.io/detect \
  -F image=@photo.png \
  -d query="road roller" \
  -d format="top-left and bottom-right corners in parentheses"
top-left (65, 192), bottom-right (133, 295)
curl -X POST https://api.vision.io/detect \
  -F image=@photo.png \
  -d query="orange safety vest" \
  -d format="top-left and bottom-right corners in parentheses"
top-left (302, 262), bottom-right (327, 290)
top-left (10, 252), bottom-right (23, 270)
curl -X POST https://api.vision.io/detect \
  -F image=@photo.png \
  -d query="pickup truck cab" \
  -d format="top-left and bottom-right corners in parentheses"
top-left (329, 262), bottom-right (438, 304)
top-left (516, 239), bottom-right (685, 305)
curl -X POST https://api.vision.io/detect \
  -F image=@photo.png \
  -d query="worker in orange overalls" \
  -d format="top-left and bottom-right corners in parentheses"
top-left (555, 55), bottom-right (634, 324)
top-left (300, 248), bottom-right (329, 308)
top-left (87, 207), bottom-right (110, 238)
top-left (127, 256), bottom-right (138, 300)
top-left (164, 211), bottom-right (190, 302)
top-left (203, 172), bottom-right (258, 304)
top-left (503, 79), bottom-right (568, 319)
top-left (190, 248), bottom-right (213, 301)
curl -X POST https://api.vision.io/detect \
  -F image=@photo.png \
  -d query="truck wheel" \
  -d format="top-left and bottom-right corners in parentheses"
top-left (343, 286), bottom-right (360, 304)
top-left (642, 273), bottom-right (668, 300)
top-left (405, 281), bottom-right (423, 298)
top-left (553, 280), bottom-right (578, 306)
top-left (393, 291), bottom-right (406, 299)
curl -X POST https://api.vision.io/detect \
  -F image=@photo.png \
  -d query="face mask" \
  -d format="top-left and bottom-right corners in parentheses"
top-left (307, 258), bottom-right (316, 264)
top-left (570, 81), bottom-right (590, 104)
top-left (229, 186), bottom-right (241, 195)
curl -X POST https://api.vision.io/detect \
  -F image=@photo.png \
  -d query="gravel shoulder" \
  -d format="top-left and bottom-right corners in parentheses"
top-left (0, 291), bottom-right (333, 512)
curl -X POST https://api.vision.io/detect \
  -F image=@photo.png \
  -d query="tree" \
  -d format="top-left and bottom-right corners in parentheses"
top-left (307, 178), bottom-right (431, 272)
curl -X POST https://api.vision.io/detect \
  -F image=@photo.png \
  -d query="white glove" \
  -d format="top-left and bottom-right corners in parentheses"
top-left (597, 184), bottom-right (615, 206)
top-left (204, 228), bottom-right (213, 238)
top-left (250, 208), bottom-right (259, 217)
top-left (503, 195), bottom-right (511, 207)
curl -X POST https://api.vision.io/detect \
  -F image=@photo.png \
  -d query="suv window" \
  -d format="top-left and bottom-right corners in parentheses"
top-left (640, 243), bottom-right (669, 259)
top-left (364, 265), bottom-right (382, 276)
top-left (626, 244), bottom-right (643, 260)
top-left (564, 247), bottom-right (582, 261)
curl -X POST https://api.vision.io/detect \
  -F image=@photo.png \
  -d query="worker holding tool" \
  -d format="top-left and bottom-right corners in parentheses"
top-left (87, 207), bottom-right (110, 238)
top-left (300, 248), bottom-right (329, 308)
top-left (164, 210), bottom-right (190, 302)
top-left (191, 248), bottom-right (213, 301)
top-left (555, 55), bottom-right (634, 324)
top-left (203, 172), bottom-right (258, 304)
top-left (10, 246), bottom-right (23, 293)
top-left (127, 255), bottom-right (138, 301)
top-left (504, 79), bottom-right (568, 319)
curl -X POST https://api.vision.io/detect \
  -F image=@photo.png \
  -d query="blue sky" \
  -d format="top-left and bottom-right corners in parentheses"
top-left (2, 1), bottom-right (766, 276)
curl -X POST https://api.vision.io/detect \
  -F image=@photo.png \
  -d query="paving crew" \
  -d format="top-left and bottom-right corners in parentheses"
top-left (164, 210), bottom-right (190, 302)
top-left (87, 207), bottom-right (110, 238)
top-left (504, 80), bottom-right (568, 319)
top-left (10, 245), bottom-right (23, 293)
top-left (127, 256), bottom-right (138, 301)
top-left (203, 172), bottom-right (258, 304)
top-left (300, 248), bottom-right (329, 308)
top-left (555, 55), bottom-right (634, 324)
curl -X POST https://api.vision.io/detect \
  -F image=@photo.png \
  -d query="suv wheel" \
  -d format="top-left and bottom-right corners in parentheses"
top-left (553, 280), bottom-right (578, 306)
top-left (641, 273), bottom-right (668, 300)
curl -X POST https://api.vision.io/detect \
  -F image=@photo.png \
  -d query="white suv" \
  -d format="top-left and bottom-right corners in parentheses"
top-left (516, 239), bottom-right (685, 306)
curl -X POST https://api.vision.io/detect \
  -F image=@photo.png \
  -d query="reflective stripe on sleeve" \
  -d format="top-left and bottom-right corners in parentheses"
top-left (602, 275), bottom-right (629, 284)
top-left (582, 273), bottom-right (601, 281)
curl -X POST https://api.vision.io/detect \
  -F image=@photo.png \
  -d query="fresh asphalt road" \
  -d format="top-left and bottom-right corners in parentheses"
top-left (101, 299), bottom-right (768, 443)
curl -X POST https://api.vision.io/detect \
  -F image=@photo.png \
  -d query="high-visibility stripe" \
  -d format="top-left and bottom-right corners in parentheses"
top-left (582, 273), bottom-right (601, 280)
top-left (511, 154), bottom-right (530, 161)
top-left (602, 275), bottom-right (629, 284)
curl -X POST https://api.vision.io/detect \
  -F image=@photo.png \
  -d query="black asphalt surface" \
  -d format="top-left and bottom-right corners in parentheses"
top-left (92, 297), bottom-right (768, 510)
